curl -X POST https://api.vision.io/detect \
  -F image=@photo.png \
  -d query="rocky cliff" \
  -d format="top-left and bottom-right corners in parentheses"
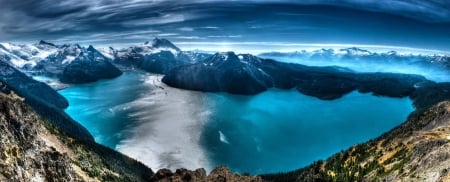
top-left (0, 92), bottom-right (153, 181)
top-left (262, 100), bottom-right (450, 182)
top-left (151, 167), bottom-right (262, 182)
top-left (0, 60), bottom-right (93, 141)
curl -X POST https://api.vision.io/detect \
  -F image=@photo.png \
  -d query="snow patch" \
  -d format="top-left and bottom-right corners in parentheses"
top-left (97, 48), bottom-right (115, 59)
top-left (0, 43), bottom-right (16, 51)
top-left (0, 42), bottom-right (59, 68)
top-left (220, 55), bottom-right (228, 61)
top-left (151, 47), bottom-right (178, 55)
top-left (219, 131), bottom-right (230, 144)
top-left (62, 56), bottom-right (76, 64)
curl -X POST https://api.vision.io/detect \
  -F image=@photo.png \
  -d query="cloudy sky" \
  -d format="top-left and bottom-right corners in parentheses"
top-left (1, 0), bottom-right (449, 51)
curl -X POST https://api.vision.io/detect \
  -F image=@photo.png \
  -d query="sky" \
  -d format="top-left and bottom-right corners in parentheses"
top-left (0, 0), bottom-right (450, 52)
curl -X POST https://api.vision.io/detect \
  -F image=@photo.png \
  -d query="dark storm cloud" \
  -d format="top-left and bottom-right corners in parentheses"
top-left (292, 0), bottom-right (450, 22)
top-left (0, 0), bottom-right (449, 51)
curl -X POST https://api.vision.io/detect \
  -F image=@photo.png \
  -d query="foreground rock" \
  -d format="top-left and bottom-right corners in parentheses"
top-left (152, 166), bottom-right (262, 182)
top-left (0, 60), bottom-right (93, 141)
top-left (0, 93), bottom-right (152, 181)
top-left (262, 100), bottom-right (450, 182)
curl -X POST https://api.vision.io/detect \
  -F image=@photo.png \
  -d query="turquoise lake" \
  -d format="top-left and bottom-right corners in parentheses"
top-left (59, 72), bottom-right (415, 174)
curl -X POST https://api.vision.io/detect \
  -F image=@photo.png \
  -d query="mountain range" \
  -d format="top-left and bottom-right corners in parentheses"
top-left (1, 38), bottom-right (450, 181)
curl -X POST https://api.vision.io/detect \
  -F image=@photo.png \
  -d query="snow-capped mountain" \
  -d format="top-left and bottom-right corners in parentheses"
top-left (111, 38), bottom-right (211, 74)
top-left (0, 41), bottom-right (85, 76)
top-left (259, 48), bottom-right (450, 82)
top-left (0, 41), bottom-right (58, 68)
top-left (150, 37), bottom-right (181, 52)
top-left (259, 47), bottom-right (450, 65)
top-left (162, 51), bottom-right (274, 94)
top-left (163, 51), bottom-right (431, 100)
top-left (60, 45), bottom-right (122, 83)
top-left (0, 38), bottom-right (211, 85)
top-left (32, 43), bottom-right (84, 77)
top-left (112, 38), bottom-right (183, 59)
top-left (0, 41), bottom-right (123, 84)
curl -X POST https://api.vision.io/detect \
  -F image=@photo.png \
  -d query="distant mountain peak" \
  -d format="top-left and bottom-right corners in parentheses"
top-left (212, 51), bottom-right (239, 61)
top-left (0, 43), bottom-right (8, 51)
top-left (209, 52), bottom-right (262, 63)
top-left (151, 38), bottom-right (181, 52)
top-left (60, 43), bottom-right (82, 50)
top-left (38, 40), bottom-right (56, 47)
top-left (87, 45), bottom-right (97, 52)
top-left (341, 47), bottom-right (372, 55)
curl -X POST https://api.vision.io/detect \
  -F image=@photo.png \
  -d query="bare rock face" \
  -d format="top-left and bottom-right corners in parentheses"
top-left (207, 167), bottom-right (263, 182)
top-left (152, 166), bottom-right (262, 182)
top-left (0, 92), bottom-right (153, 181)
top-left (0, 92), bottom-right (80, 181)
top-left (0, 60), bottom-right (93, 141)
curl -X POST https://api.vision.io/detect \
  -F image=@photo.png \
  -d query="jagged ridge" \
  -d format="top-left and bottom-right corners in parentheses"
top-left (60, 45), bottom-right (122, 83)
top-left (0, 93), bottom-right (153, 181)
top-left (0, 61), bottom-right (93, 141)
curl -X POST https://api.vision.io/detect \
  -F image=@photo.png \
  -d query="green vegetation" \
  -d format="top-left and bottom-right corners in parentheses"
top-left (0, 91), bottom-right (154, 182)
top-left (39, 111), bottom-right (152, 181)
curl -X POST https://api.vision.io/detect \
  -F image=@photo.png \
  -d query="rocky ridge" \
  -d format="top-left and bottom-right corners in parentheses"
top-left (0, 92), bottom-right (152, 181)
top-left (152, 167), bottom-right (262, 182)
top-left (0, 60), bottom-right (93, 141)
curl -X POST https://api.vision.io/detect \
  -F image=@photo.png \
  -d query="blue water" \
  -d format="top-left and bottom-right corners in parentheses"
top-left (201, 90), bottom-right (414, 174)
top-left (59, 72), bottom-right (414, 174)
top-left (58, 72), bottom-right (153, 147)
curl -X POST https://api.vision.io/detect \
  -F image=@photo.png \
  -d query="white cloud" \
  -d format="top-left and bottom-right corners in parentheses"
top-left (157, 33), bottom-right (179, 37)
top-left (178, 27), bottom-right (194, 31)
top-left (122, 14), bottom-right (186, 26)
top-left (173, 36), bottom-right (203, 39)
top-left (207, 35), bottom-right (242, 38)
top-left (200, 26), bottom-right (220, 29)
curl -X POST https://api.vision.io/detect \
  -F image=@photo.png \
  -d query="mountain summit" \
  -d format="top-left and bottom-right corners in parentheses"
top-left (162, 51), bottom-right (274, 94)
top-left (60, 45), bottom-right (122, 83)
top-left (151, 38), bottom-right (181, 52)
top-left (38, 40), bottom-right (56, 47)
